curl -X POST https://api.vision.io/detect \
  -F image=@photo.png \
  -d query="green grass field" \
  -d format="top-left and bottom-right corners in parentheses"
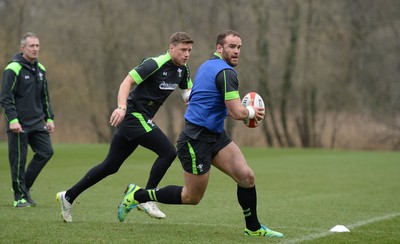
top-left (0, 143), bottom-right (399, 243)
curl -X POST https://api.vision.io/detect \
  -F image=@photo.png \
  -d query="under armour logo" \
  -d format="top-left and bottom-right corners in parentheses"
top-left (197, 164), bottom-right (204, 172)
top-left (24, 75), bottom-right (30, 79)
top-left (147, 119), bottom-right (155, 127)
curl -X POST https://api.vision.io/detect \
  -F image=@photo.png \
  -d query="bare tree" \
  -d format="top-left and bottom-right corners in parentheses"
top-left (295, 0), bottom-right (319, 147)
top-left (1, 0), bottom-right (399, 150)
top-left (252, 0), bottom-right (280, 147)
top-left (280, 0), bottom-right (300, 147)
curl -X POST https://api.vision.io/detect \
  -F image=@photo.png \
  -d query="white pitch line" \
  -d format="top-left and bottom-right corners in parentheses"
top-left (284, 212), bottom-right (400, 244)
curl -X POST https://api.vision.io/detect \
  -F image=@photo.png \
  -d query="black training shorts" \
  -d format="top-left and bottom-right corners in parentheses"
top-left (176, 130), bottom-right (232, 175)
top-left (115, 112), bottom-right (159, 141)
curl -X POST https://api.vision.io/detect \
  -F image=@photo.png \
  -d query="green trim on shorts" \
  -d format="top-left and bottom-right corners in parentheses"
top-left (132, 112), bottom-right (152, 132)
top-left (187, 141), bottom-right (198, 175)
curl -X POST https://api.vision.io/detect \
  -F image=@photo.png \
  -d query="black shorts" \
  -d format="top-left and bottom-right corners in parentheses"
top-left (176, 130), bottom-right (232, 175)
top-left (115, 112), bottom-right (159, 141)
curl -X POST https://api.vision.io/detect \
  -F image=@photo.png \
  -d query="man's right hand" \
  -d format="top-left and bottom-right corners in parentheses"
top-left (10, 122), bottom-right (23, 133)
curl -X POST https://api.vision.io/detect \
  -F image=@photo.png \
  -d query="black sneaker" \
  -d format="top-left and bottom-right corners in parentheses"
top-left (25, 194), bottom-right (37, 206)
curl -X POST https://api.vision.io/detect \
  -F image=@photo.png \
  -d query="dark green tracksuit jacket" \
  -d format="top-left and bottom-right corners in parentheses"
top-left (0, 53), bottom-right (54, 129)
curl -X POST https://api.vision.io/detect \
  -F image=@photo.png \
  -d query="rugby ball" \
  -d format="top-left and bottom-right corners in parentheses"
top-left (241, 92), bottom-right (265, 128)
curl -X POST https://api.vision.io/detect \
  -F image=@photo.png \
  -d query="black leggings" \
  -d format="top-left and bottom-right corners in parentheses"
top-left (67, 128), bottom-right (176, 202)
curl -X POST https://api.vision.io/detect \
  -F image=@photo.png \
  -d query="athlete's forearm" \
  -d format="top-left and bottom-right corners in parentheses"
top-left (117, 75), bottom-right (135, 109)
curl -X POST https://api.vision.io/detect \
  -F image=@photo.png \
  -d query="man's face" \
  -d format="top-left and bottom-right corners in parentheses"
top-left (218, 35), bottom-right (242, 67)
top-left (170, 42), bottom-right (193, 66)
top-left (21, 37), bottom-right (40, 63)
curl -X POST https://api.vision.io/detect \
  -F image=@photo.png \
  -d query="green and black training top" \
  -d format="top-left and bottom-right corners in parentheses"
top-left (127, 51), bottom-right (192, 118)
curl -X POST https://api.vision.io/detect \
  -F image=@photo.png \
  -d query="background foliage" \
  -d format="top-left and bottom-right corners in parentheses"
top-left (0, 0), bottom-right (399, 150)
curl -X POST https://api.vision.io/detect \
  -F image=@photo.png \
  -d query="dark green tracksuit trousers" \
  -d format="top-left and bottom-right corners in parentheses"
top-left (7, 128), bottom-right (53, 201)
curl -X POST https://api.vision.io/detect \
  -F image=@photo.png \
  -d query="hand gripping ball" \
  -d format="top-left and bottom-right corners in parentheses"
top-left (241, 92), bottom-right (265, 128)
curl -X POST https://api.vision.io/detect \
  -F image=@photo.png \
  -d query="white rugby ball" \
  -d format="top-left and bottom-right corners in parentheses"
top-left (241, 92), bottom-right (265, 128)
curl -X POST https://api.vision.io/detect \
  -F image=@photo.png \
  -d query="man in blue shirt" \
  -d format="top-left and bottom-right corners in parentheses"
top-left (117, 30), bottom-right (283, 238)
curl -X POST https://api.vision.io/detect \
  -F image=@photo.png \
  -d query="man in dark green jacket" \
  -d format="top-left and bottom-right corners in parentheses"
top-left (0, 32), bottom-right (55, 208)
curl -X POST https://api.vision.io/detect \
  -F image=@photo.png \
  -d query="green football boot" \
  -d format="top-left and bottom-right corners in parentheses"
top-left (118, 184), bottom-right (141, 222)
top-left (244, 224), bottom-right (284, 238)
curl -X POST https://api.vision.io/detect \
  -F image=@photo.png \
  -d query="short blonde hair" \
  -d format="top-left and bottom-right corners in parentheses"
top-left (170, 32), bottom-right (193, 46)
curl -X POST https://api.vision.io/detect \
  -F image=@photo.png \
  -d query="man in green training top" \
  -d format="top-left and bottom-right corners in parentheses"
top-left (0, 32), bottom-right (55, 208)
top-left (56, 32), bottom-right (193, 223)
